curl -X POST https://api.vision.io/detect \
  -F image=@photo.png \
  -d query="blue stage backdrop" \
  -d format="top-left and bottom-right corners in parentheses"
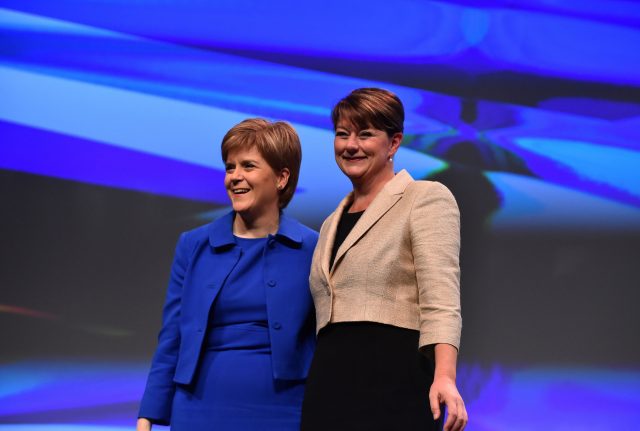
top-left (1, 1), bottom-right (639, 430)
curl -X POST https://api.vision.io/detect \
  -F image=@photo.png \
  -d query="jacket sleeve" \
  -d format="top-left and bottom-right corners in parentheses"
top-left (410, 182), bottom-right (462, 352)
top-left (138, 232), bottom-right (191, 425)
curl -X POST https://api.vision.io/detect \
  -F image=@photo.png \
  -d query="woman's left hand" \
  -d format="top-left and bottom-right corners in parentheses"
top-left (429, 375), bottom-right (468, 431)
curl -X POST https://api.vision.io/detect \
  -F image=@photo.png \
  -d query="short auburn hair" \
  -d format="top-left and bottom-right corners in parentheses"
top-left (221, 118), bottom-right (302, 209)
top-left (331, 87), bottom-right (404, 136)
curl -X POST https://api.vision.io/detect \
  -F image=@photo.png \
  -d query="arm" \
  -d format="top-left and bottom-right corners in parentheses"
top-left (429, 343), bottom-right (468, 431)
top-left (409, 182), bottom-right (467, 430)
top-left (411, 182), bottom-right (462, 350)
top-left (136, 418), bottom-right (152, 431)
top-left (138, 232), bottom-right (191, 425)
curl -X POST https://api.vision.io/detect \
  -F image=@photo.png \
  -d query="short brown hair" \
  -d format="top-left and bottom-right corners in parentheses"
top-left (221, 118), bottom-right (301, 209)
top-left (331, 88), bottom-right (404, 136)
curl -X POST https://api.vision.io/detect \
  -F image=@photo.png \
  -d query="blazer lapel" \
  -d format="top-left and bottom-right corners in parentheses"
top-left (330, 170), bottom-right (413, 274)
top-left (198, 211), bottom-right (243, 319)
top-left (321, 194), bottom-right (352, 281)
top-left (200, 247), bottom-right (242, 301)
top-left (178, 237), bottom-right (243, 326)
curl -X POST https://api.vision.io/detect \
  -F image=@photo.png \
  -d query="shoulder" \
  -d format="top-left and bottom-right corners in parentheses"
top-left (317, 192), bottom-right (352, 236)
top-left (406, 180), bottom-right (455, 199)
top-left (181, 221), bottom-right (212, 242)
top-left (279, 214), bottom-right (319, 249)
top-left (291, 217), bottom-right (320, 247)
top-left (321, 209), bottom-right (338, 228)
top-left (315, 209), bottom-right (338, 242)
top-left (301, 223), bottom-right (319, 243)
top-left (164, 221), bottom-right (213, 266)
top-left (406, 180), bottom-right (458, 207)
top-left (405, 181), bottom-right (459, 221)
top-left (182, 211), bottom-right (233, 248)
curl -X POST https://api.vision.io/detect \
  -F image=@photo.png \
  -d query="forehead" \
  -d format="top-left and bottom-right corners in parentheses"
top-left (335, 119), bottom-right (376, 131)
top-left (225, 144), bottom-right (264, 161)
top-left (334, 103), bottom-right (379, 130)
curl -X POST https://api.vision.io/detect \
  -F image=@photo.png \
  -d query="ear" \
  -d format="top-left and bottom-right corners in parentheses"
top-left (277, 167), bottom-right (290, 190)
top-left (388, 132), bottom-right (403, 158)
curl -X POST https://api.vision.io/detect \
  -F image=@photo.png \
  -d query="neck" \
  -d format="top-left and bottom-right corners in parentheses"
top-left (349, 167), bottom-right (395, 212)
top-left (233, 208), bottom-right (280, 238)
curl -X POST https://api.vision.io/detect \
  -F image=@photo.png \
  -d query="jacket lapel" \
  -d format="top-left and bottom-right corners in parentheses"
top-left (199, 247), bottom-right (242, 307)
top-left (192, 212), bottom-right (243, 321)
top-left (321, 194), bottom-right (352, 281)
top-left (330, 170), bottom-right (413, 274)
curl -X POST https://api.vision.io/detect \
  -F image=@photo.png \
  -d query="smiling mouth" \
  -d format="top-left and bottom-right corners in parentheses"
top-left (343, 156), bottom-right (366, 161)
top-left (232, 188), bottom-right (250, 194)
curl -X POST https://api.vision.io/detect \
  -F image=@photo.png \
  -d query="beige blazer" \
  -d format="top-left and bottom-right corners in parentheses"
top-left (309, 170), bottom-right (462, 350)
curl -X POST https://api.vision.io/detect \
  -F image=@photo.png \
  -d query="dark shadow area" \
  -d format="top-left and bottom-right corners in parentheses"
top-left (0, 169), bottom-right (215, 359)
top-left (189, 47), bottom-right (640, 117)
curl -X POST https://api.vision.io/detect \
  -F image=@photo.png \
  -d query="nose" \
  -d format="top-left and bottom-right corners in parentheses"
top-left (345, 134), bottom-right (359, 153)
top-left (229, 168), bottom-right (244, 183)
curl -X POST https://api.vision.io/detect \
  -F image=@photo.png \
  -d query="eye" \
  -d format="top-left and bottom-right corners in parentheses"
top-left (359, 130), bottom-right (373, 138)
top-left (335, 131), bottom-right (348, 138)
top-left (242, 162), bottom-right (256, 170)
top-left (225, 163), bottom-right (235, 172)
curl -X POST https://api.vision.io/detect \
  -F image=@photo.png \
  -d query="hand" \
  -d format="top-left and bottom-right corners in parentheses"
top-left (136, 418), bottom-right (152, 431)
top-left (429, 375), bottom-right (468, 431)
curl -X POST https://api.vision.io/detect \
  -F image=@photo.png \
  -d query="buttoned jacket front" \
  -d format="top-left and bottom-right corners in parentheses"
top-left (309, 170), bottom-right (462, 351)
top-left (139, 211), bottom-right (318, 424)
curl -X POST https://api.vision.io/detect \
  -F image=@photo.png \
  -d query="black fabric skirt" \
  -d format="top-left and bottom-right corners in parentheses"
top-left (301, 322), bottom-right (443, 431)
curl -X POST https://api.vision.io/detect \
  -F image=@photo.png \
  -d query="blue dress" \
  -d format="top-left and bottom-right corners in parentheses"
top-left (170, 236), bottom-right (306, 430)
top-left (139, 213), bottom-right (317, 428)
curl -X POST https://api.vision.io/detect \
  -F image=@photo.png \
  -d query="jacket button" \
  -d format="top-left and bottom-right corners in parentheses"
top-left (268, 280), bottom-right (276, 287)
top-left (197, 328), bottom-right (203, 333)
top-left (272, 322), bottom-right (282, 330)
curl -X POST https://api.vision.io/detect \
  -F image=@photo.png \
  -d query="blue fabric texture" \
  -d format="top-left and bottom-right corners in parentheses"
top-left (138, 211), bottom-right (318, 427)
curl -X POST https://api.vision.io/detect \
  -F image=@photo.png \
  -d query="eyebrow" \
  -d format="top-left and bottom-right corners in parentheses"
top-left (225, 158), bottom-right (261, 165)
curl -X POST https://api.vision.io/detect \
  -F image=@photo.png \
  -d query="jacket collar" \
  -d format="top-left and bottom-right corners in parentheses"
top-left (324, 169), bottom-right (414, 275)
top-left (209, 211), bottom-right (303, 249)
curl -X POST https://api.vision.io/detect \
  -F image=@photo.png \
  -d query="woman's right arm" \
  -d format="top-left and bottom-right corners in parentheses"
top-left (138, 232), bottom-right (192, 426)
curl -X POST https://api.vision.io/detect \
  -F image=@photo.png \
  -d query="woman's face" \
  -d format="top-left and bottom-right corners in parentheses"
top-left (224, 146), bottom-right (288, 217)
top-left (334, 120), bottom-right (401, 185)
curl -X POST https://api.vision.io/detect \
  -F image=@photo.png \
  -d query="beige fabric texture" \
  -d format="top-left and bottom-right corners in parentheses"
top-left (309, 169), bottom-right (462, 350)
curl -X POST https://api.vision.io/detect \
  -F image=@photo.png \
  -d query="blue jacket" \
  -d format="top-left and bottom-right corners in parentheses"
top-left (138, 212), bottom-right (318, 424)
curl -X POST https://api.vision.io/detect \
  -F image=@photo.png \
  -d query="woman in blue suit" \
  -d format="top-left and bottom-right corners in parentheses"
top-left (137, 118), bottom-right (318, 430)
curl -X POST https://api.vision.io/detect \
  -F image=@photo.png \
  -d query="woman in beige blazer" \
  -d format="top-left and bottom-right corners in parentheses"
top-left (300, 88), bottom-right (467, 431)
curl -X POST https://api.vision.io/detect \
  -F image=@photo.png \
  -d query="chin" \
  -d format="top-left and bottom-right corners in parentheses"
top-left (343, 169), bottom-right (367, 181)
top-left (231, 201), bottom-right (252, 214)
top-left (340, 164), bottom-right (364, 176)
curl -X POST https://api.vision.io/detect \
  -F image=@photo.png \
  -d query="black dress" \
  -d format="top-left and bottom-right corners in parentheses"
top-left (301, 210), bottom-right (443, 431)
